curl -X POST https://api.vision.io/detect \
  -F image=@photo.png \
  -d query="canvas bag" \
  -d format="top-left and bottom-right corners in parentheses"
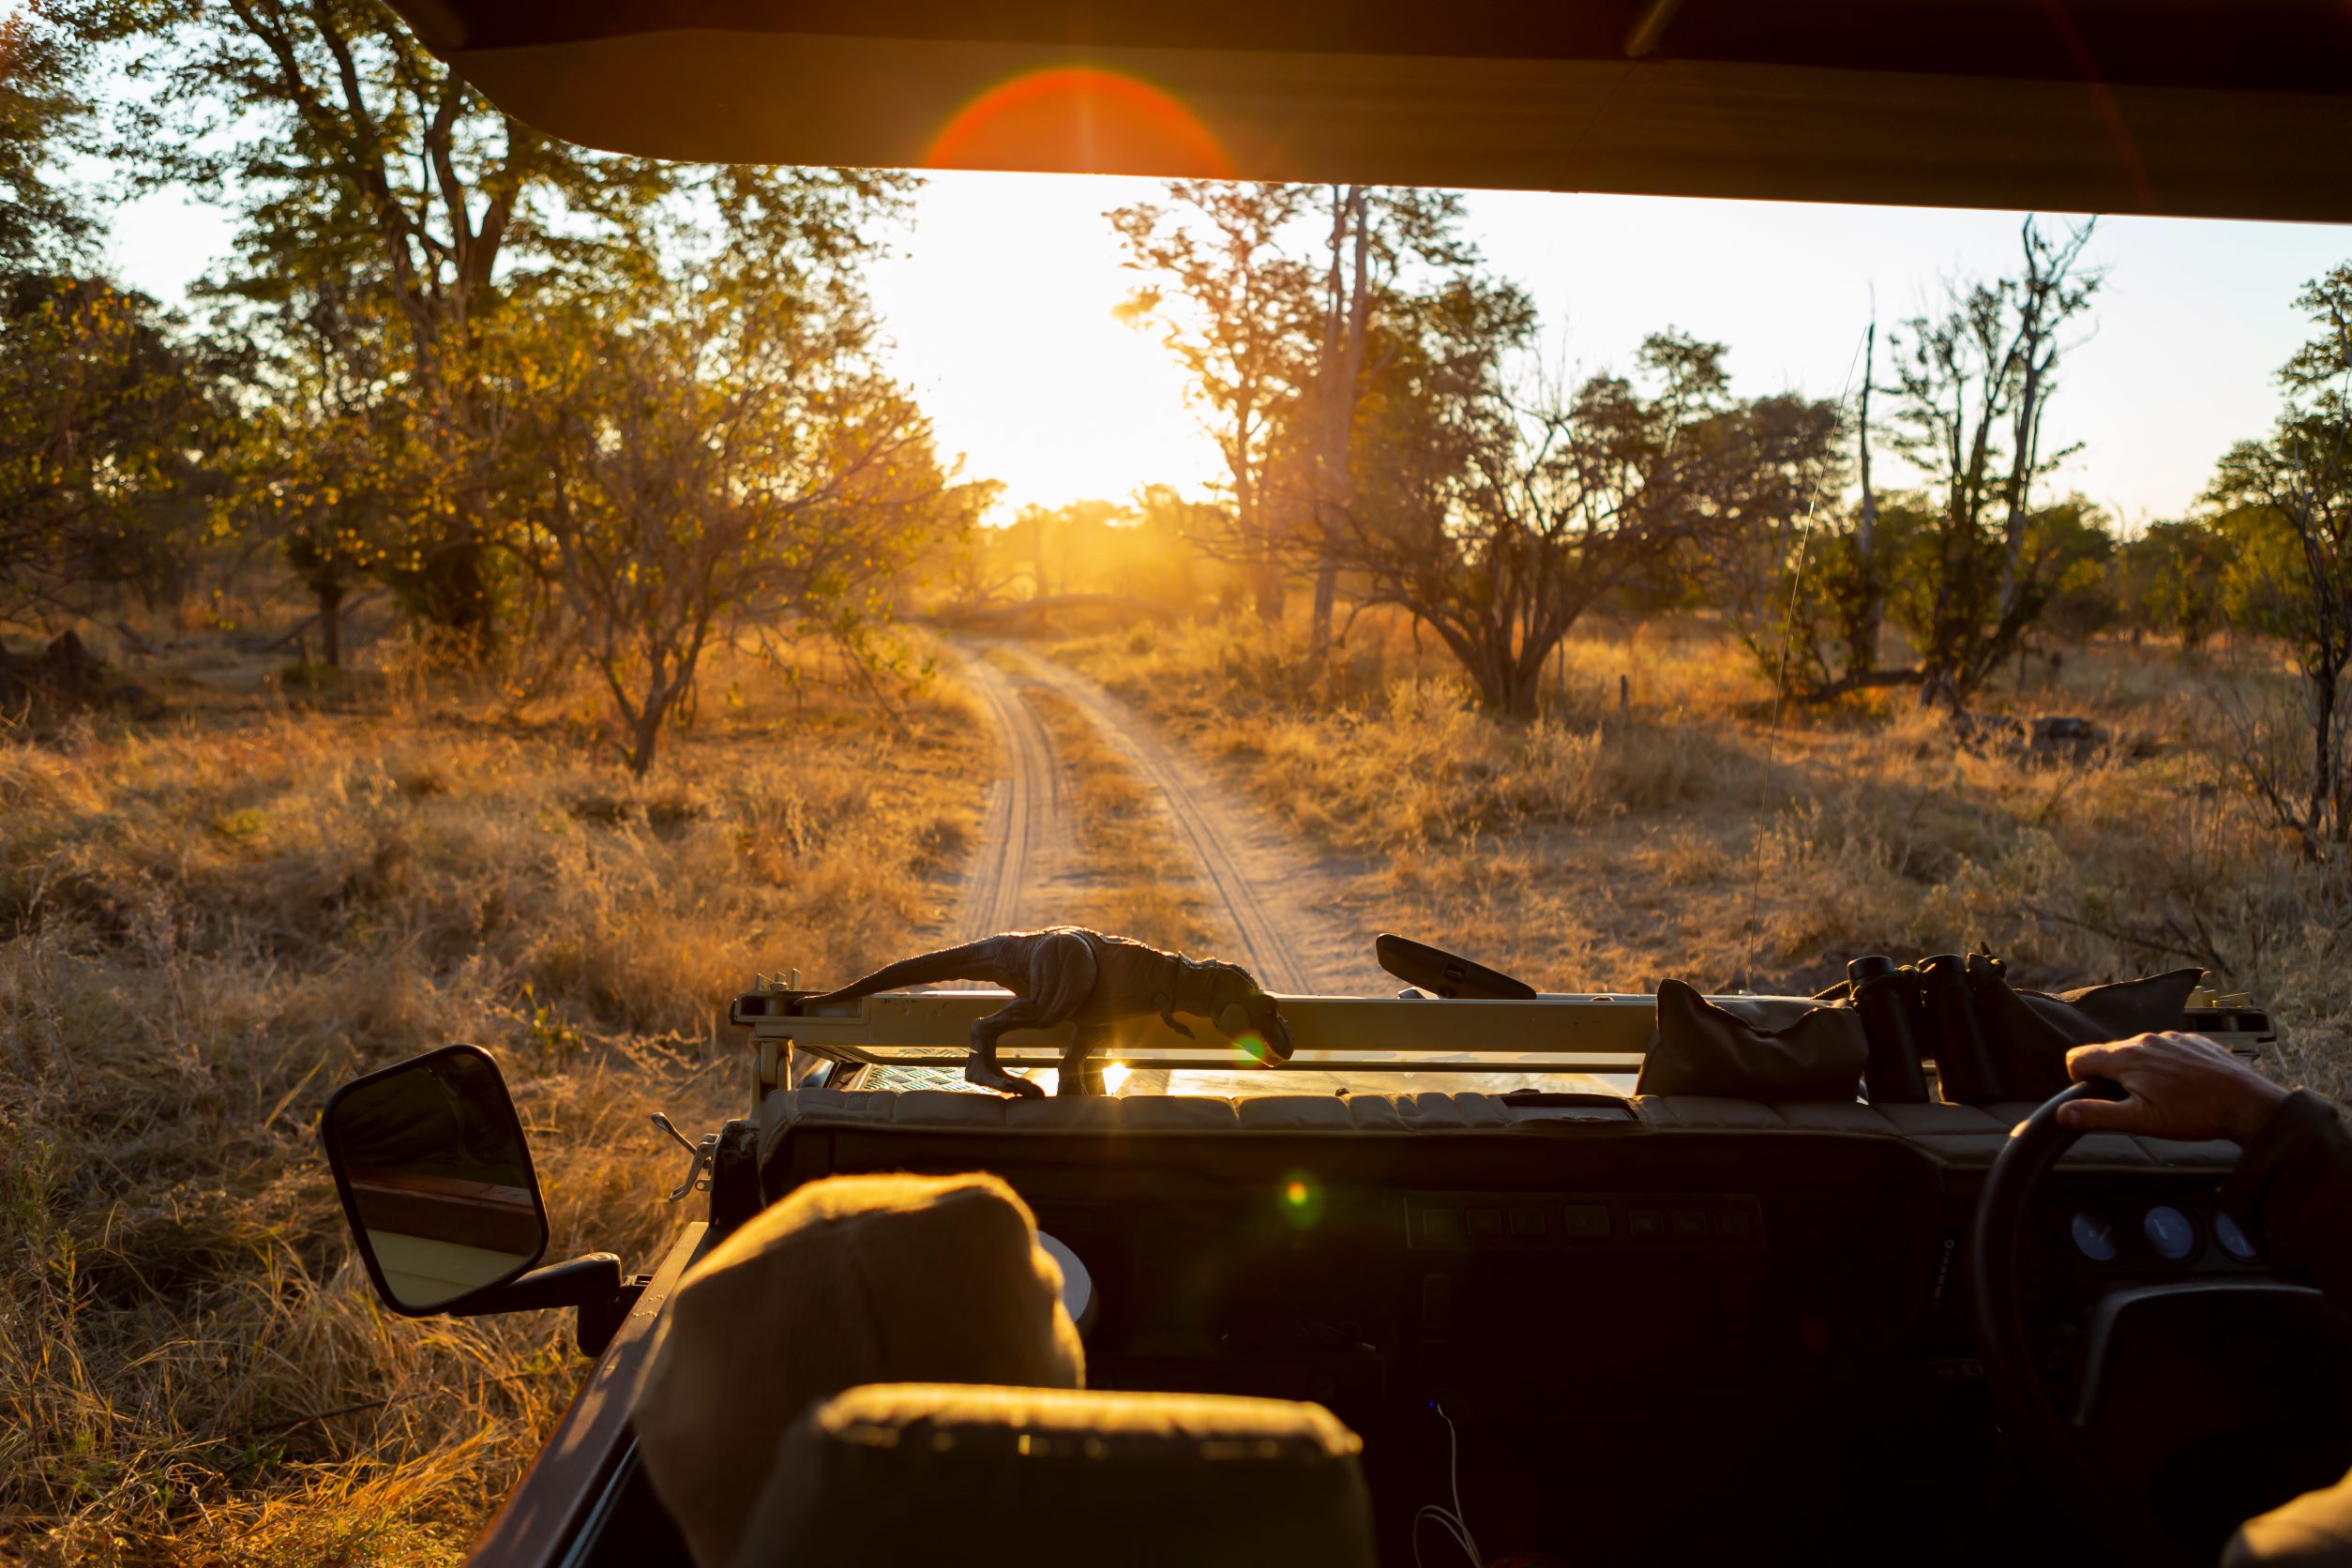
top-left (1966, 953), bottom-right (2204, 1099)
top-left (1635, 979), bottom-right (1870, 1100)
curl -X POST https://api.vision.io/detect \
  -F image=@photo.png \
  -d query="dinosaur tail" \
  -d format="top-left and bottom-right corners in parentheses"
top-left (810, 939), bottom-right (1012, 1004)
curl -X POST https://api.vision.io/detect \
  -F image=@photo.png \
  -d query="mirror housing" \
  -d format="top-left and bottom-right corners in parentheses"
top-left (321, 1045), bottom-right (654, 1352)
top-left (322, 1044), bottom-right (551, 1315)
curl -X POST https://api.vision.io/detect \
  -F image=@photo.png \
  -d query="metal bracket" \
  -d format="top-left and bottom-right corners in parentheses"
top-left (651, 1111), bottom-right (718, 1202)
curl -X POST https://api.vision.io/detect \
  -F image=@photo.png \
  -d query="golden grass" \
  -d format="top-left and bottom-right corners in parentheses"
top-left (0, 640), bottom-right (987, 1565)
top-left (1053, 611), bottom-right (2352, 1098)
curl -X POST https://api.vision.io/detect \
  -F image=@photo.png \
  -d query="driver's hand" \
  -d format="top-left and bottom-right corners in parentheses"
top-left (2058, 1031), bottom-right (2286, 1142)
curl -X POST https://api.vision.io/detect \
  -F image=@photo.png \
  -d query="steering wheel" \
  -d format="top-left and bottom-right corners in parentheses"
top-left (1969, 1079), bottom-right (2209, 1568)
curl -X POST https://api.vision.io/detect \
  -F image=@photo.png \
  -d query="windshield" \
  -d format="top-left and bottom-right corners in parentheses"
top-left (850, 1062), bottom-right (1634, 1098)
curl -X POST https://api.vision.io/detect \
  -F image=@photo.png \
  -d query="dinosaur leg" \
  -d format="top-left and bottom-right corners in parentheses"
top-left (968, 999), bottom-right (1050, 1097)
top-left (1058, 1024), bottom-right (1111, 1096)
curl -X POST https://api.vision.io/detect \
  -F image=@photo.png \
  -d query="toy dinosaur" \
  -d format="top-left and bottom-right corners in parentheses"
top-left (811, 927), bottom-right (1294, 1097)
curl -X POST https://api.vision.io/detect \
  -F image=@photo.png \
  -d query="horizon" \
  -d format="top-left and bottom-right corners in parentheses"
top-left (99, 165), bottom-right (2352, 532)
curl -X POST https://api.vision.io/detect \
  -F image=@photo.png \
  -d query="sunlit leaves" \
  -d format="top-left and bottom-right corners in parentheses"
top-left (0, 274), bottom-right (231, 621)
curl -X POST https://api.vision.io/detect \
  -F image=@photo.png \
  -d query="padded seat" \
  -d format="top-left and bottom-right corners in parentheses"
top-left (731, 1382), bottom-right (1375, 1568)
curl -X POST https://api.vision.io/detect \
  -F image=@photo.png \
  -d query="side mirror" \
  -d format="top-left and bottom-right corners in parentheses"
top-left (322, 1044), bottom-right (550, 1314)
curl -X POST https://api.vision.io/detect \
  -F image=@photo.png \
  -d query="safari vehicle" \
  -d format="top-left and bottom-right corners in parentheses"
top-left (318, 2), bottom-right (2352, 1564)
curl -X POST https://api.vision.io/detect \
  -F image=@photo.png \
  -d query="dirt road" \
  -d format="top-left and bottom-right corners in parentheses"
top-left (946, 648), bottom-right (1072, 942)
top-left (949, 640), bottom-right (1383, 995)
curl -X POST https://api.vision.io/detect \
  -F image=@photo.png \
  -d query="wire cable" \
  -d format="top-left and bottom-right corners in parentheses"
top-left (1412, 1401), bottom-right (1483, 1567)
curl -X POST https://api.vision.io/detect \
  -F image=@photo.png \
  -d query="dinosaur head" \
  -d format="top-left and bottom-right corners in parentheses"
top-left (1212, 979), bottom-right (1293, 1063)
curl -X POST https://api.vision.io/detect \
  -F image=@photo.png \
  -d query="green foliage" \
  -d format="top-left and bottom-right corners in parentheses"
top-left (511, 183), bottom-right (973, 775)
top-left (67, 0), bottom-right (918, 656)
top-left (2199, 260), bottom-right (2352, 853)
top-left (1339, 313), bottom-right (1842, 716)
top-left (2117, 519), bottom-right (2233, 649)
top-left (2027, 499), bottom-right (2119, 640)
top-left (0, 275), bottom-right (232, 622)
top-left (0, 6), bottom-right (90, 275)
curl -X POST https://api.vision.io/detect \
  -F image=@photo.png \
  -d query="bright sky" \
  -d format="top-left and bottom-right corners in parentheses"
top-left (106, 170), bottom-right (2352, 530)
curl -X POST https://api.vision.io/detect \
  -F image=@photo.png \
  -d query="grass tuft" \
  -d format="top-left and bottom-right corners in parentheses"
top-left (0, 641), bottom-right (986, 1564)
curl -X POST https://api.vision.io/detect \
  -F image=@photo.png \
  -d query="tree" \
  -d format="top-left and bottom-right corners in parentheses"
top-left (1109, 182), bottom-right (1316, 622)
top-left (1328, 294), bottom-right (1839, 716)
top-left (2117, 520), bottom-right (2232, 651)
top-left (2204, 261), bottom-right (2352, 855)
top-left (520, 219), bottom-right (972, 776)
top-left (79, 1), bottom-right (912, 653)
top-left (0, 275), bottom-right (229, 625)
top-left (0, 6), bottom-right (92, 275)
top-left (220, 277), bottom-right (411, 667)
top-left (1294, 186), bottom-right (1481, 648)
top-left (1878, 218), bottom-right (2102, 703)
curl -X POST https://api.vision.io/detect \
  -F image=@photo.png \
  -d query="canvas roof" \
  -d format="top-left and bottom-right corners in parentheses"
top-left (386, 0), bottom-right (2352, 221)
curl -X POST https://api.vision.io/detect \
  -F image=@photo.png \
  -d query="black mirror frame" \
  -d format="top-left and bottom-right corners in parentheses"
top-left (320, 1043), bottom-right (551, 1318)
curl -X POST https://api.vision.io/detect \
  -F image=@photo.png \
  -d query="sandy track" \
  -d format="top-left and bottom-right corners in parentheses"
top-left (983, 644), bottom-right (1384, 997)
top-left (947, 647), bottom-right (1071, 942)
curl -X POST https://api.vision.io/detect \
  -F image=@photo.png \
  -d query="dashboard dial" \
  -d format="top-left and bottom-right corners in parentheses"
top-left (2213, 1211), bottom-right (2260, 1262)
top-left (2141, 1205), bottom-right (2198, 1261)
top-left (2069, 1210), bottom-right (2120, 1263)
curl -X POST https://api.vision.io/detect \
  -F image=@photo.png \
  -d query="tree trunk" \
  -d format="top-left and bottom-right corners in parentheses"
top-left (2312, 667), bottom-right (2338, 849)
top-left (416, 524), bottom-right (496, 655)
top-left (1232, 449), bottom-right (1284, 623)
top-left (1312, 560), bottom-right (1339, 643)
top-left (318, 580), bottom-right (345, 668)
top-left (1849, 317), bottom-right (1880, 678)
top-left (1308, 187), bottom-right (1373, 652)
top-left (627, 704), bottom-right (663, 777)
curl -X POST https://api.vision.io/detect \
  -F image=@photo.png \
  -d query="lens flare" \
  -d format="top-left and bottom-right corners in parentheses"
top-left (925, 67), bottom-right (1232, 178)
top-left (1233, 1032), bottom-right (1269, 1065)
top-left (1278, 1169), bottom-right (1324, 1229)
top-left (1102, 1061), bottom-right (1131, 1094)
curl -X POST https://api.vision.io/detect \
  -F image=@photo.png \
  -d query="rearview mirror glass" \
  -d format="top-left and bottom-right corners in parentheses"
top-left (321, 1045), bottom-right (549, 1313)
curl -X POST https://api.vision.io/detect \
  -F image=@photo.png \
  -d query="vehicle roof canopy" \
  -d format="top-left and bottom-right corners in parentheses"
top-left (386, 0), bottom-right (2352, 222)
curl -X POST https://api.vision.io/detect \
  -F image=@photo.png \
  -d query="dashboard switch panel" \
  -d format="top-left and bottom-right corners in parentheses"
top-left (1409, 1192), bottom-right (1767, 1254)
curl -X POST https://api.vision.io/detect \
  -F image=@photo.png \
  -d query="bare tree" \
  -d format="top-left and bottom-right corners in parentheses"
top-left (1880, 217), bottom-right (2102, 703)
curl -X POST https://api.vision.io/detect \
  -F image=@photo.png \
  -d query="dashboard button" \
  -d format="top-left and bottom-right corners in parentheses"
top-left (1671, 1210), bottom-right (1708, 1239)
top-left (2214, 1211), bottom-right (2260, 1262)
top-left (1629, 1209), bottom-right (1665, 1239)
top-left (1714, 1210), bottom-right (1754, 1240)
top-left (1564, 1204), bottom-right (1611, 1238)
top-left (2142, 1205), bottom-right (2198, 1261)
top-left (1509, 1207), bottom-right (1545, 1239)
top-left (1467, 1207), bottom-right (1504, 1240)
top-left (2070, 1210), bottom-right (2120, 1263)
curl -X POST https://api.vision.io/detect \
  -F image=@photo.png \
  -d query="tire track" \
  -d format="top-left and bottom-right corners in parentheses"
top-left (948, 647), bottom-right (1069, 942)
top-left (985, 643), bottom-right (1380, 996)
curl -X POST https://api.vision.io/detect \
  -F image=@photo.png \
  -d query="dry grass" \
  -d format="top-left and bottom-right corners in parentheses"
top-left (0, 638), bottom-right (988, 1565)
top-left (1054, 611), bottom-right (2352, 1098)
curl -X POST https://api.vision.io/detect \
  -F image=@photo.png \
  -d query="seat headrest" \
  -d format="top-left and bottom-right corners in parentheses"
top-left (731, 1382), bottom-right (1377, 1568)
top-left (631, 1173), bottom-right (1084, 1568)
